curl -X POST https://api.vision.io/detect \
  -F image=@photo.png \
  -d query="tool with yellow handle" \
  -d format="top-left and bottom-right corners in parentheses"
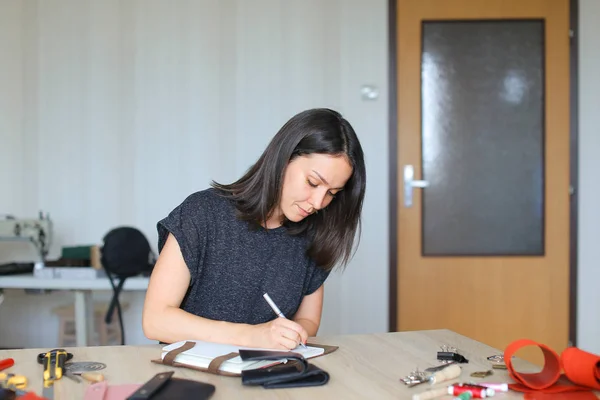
top-left (42, 349), bottom-right (69, 381)
top-left (37, 348), bottom-right (73, 400)
top-left (0, 372), bottom-right (28, 390)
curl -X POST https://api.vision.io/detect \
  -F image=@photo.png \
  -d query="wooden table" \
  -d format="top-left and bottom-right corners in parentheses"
top-left (0, 329), bottom-right (597, 399)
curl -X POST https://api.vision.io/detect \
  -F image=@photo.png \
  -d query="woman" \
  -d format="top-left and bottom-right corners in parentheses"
top-left (142, 108), bottom-right (366, 350)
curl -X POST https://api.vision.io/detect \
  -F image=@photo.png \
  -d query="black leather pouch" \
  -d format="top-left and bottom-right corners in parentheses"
top-left (126, 371), bottom-right (216, 399)
top-left (239, 350), bottom-right (330, 389)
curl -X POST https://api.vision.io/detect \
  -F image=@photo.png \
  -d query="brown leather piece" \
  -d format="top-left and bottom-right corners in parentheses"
top-left (162, 341), bottom-right (196, 366)
top-left (207, 352), bottom-right (239, 374)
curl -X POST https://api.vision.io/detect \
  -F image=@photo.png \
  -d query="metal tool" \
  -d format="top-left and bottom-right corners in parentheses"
top-left (470, 369), bottom-right (493, 378)
top-left (487, 353), bottom-right (508, 369)
top-left (0, 372), bottom-right (29, 400)
top-left (401, 363), bottom-right (462, 388)
top-left (486, 354), bottom-right (504, 363)
top-left (38, 349), bottom-right (73, 399)
top-left (64, 362), bottom-right (106, 383)
top-left (437, 345), bottom-right (469, 364)
top-left (68, 371), bottom-right (105, 383)
top-left (64, 362), bottom-right (106, 372)
top-left (0, 372), bottom-right (27, 390)
top-left (425, 362), bottom-right (456, 373)
top-left (401, 368), bottom-right (428, 386)
top-left (37, 349), bottom-right (74, 379)
top-left (42, 378), bottom-right (54, 400)
top-left (63, 371), bottom-right (81, 383)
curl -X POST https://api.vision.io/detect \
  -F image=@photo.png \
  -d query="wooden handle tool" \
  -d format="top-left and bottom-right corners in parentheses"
top-left (76, 372), bottom-right (105, 383)
top-left (430, 364), bottom-right (461, 384)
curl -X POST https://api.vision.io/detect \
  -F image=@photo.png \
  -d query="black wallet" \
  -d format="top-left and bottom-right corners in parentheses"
top-left (126, 371), bottom-right (216, 399)
top-left (239, 349), bottom-right (330, 389)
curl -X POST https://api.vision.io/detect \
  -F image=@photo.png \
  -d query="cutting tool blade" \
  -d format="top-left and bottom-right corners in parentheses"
top-left (42, 382), bottom-right (54, 400)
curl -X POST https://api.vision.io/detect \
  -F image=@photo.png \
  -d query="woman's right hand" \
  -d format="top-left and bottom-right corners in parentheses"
top-left (248, 318), bottom-right (309, 350)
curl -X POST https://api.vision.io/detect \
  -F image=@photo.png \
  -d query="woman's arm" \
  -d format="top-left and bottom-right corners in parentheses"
top-left (292, 285), bottom-right (325, 337)
top-left (142, 233), bottom-right (308, 349)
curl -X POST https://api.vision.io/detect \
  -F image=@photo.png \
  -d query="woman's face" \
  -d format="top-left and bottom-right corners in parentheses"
top-left (275, 153), bottom-right (353, 224)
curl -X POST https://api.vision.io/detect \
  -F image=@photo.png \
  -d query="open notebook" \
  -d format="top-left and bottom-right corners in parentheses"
top-left (161, 340), bottom-right (325, 375)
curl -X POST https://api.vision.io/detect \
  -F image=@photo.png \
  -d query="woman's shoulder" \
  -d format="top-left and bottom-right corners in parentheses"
top-left (161, 188), bottom-right (237, 232)
top-left (181, 187), bottom-right (234, 210)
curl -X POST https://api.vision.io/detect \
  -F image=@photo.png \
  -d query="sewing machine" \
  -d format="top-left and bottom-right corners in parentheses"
top-left (0, 212), bottom-right (52, 262)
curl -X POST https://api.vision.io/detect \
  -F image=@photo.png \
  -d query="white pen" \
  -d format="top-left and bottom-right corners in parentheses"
top-left (263, 292), bottom-right (308, 349)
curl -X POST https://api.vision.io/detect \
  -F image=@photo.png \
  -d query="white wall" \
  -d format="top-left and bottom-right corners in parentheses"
top-left (577, 0), bottom-right (600, 355)
top-left (0, 0), bottom-right (389, 347)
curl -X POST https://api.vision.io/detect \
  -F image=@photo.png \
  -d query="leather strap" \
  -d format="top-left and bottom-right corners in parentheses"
top-left (505, 339), bottom-right (600, 394)
top-left (162, 341), bottom-right (196, 365)
top-left (207, 352), bottom-right (239, 375)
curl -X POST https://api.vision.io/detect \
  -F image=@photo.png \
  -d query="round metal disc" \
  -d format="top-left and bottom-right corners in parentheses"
top-left (65, 362), bottom-right (107, 372)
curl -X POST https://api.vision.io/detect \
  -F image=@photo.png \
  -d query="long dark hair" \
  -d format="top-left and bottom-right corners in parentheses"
top-left (211, 108), bottom-right (366, 271)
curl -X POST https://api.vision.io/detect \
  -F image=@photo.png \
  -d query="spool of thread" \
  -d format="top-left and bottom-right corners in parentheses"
top-left (477, 382), bottom-right (508, 392)
top-left (453, 392), bottom-right (473, 400)
top-left (449, 384), bottom-right (493, 398)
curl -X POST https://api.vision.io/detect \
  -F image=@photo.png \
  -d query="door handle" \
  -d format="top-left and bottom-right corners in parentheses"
top-left (404, 165), bottom-right (428, 207)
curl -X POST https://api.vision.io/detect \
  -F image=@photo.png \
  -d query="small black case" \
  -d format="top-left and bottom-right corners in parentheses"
top-left (239, 349), bottom-right (330, 389)
top-left (126, 371), bottom-right (216, 399)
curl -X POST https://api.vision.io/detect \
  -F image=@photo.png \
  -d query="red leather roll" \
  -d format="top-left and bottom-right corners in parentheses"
top-left (504, 338), bottom-right (600, 395)
top-left (562, 347), bottom-right (600, 390)
top-left (505, 339), bottom-right (562, 390)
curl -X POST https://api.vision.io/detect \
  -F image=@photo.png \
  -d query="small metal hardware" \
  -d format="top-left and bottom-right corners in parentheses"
top-left (470, 370), bottom-right (493, 378)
